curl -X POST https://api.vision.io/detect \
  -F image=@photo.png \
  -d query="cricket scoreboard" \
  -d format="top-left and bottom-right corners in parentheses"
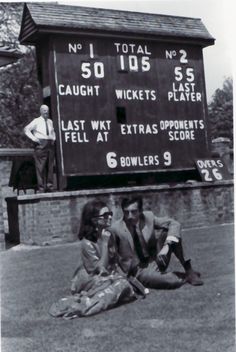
top-left (52, 36), bottom-right (209, 176)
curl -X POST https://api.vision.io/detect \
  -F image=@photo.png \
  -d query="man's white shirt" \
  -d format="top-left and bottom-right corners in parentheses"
top-left (24, 116), bottom-right (56, 142)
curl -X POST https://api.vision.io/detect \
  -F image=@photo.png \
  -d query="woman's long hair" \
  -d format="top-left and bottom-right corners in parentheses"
top-left (78, 199), bottom-right (107, 242)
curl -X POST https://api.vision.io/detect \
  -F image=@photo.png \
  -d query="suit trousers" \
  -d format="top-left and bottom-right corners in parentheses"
top-left (34, 140), bottom-right (54, 191)
top-left (137, 261), bottom-right (183, 289)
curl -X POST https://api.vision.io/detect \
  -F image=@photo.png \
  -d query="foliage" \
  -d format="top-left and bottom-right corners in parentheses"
top-left (0, 3), bottom-right (23, 43)
top-left (208, 77), bottom-right (233, 142)
top-left (0, 3), bottom-right (42, 148)
top-left (0, 50), bottom-right (42, 147)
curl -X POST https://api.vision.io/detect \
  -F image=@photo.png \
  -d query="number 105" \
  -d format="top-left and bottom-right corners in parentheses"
top-left (118, 55), bottom-right (151, 72)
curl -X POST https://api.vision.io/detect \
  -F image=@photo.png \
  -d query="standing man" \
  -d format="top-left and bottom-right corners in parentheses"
top-left (111, 196), bottom-right (203, 289)
top-left (24, 104), bottom-right (56, 193)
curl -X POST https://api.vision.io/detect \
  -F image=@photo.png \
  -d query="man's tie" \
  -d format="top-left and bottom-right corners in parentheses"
top-left (132, 225), bottom-right (147, 263)
top-left (45, 119), bottom-right (49, 136)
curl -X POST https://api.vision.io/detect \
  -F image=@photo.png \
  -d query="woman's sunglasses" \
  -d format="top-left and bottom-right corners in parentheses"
top-left (94, 211), bottom-right (113, 220)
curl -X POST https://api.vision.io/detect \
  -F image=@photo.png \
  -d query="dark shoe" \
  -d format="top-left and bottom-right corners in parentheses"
top-left (128, 276), bottom-right (149, 298)
top-left (156, 243), bottom-right (172, 272)
top-left (184, 260), bottom-right (203, 286)
top-left (186, 271), bottom-right (204, 286)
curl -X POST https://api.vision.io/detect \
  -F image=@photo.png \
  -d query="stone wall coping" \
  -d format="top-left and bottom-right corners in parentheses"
top-left (0, 148), bottom-right (34, 157)
top-left (6, 179), bottom-right (233, 202)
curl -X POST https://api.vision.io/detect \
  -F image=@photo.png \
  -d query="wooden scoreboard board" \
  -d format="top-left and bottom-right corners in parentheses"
top-left (19, 3), bottom-right (215, 183)
top-left (52, 36), bottom-right (209, 176)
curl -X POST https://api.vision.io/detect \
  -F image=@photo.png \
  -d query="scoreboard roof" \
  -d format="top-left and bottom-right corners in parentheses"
top-left (19, 2), bottom-right (215, 46)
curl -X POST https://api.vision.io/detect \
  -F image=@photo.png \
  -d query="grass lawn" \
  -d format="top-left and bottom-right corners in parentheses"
top-left (1, 223), bottom-right (235, 352)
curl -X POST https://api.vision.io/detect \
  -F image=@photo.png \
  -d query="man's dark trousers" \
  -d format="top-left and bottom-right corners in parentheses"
top-left (34, 140), bottom-right (54, 191)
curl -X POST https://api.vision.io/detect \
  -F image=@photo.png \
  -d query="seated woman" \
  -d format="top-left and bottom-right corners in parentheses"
top-left (49, 199), bottom-right (146, 319)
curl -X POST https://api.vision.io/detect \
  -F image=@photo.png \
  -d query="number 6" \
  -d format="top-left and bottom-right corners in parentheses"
top-left (212, 168), bottom-right (223, 180)
top-left (106, 152), bottom-right (117, 169)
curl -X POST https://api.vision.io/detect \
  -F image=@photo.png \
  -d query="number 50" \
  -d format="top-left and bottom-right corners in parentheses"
top-left (81, 62), bottom-right (105, 78)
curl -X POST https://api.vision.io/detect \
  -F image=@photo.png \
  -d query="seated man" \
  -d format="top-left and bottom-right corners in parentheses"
top-left (111, 196), bottom-right (203, 289)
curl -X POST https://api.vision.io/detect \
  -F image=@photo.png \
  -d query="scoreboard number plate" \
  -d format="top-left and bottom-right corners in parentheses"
top-left (195, 158), bottom-right (231, 182)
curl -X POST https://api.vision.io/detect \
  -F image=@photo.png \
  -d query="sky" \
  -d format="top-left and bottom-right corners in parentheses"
top-left (58, 0), bottom-right (234, 102)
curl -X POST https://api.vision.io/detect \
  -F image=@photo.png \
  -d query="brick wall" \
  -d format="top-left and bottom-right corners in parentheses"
top-left (6, 180), bottom-right (234, 245)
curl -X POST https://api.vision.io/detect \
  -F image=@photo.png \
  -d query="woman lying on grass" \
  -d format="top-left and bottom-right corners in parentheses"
top-left (49, 199), bottom-right (147, 319)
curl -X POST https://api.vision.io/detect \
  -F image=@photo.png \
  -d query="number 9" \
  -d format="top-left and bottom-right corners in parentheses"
top-left (163, 151), bottom-right (171, 166)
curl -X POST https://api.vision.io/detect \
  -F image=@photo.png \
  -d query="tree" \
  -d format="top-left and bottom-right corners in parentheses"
top-left (0, 3), bottom-right (42, 148)
top-left (208, 77), bottom-right (233, 144)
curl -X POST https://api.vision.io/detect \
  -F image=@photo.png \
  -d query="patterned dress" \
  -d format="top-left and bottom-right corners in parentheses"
top-left (49, 234), bottom-right (136, 318)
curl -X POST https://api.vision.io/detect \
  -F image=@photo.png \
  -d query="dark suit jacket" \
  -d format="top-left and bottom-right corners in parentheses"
top-left (110, 211), bottom-right (181, 274)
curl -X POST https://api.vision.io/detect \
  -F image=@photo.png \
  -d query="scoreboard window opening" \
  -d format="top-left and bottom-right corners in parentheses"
top-left (116, 107), bottom-right (127, 124)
